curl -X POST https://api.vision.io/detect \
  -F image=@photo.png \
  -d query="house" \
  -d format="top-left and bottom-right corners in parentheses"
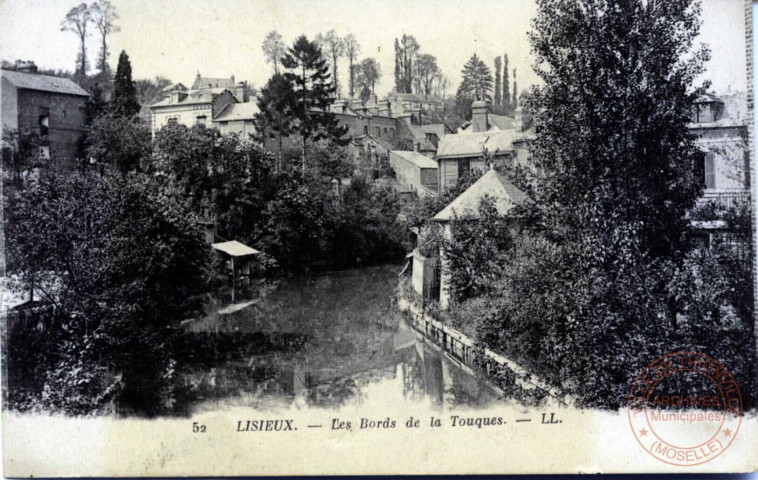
top-left (1, 61), bottom-right (89, 169)
top-left (389, 149), bottom-right (438, 197)
top-left (388, 92), bottom-right (445, 116)
top-left (213, 102), bottom-right (259, 139)
top-left (430, 168), bottom-right (529, 309)
top-left (434, 101), bottom-right (538, 192)
top-left (149, 73), bottom-right (256, 137)
top-left (689, 93), bottom-right (750, 208)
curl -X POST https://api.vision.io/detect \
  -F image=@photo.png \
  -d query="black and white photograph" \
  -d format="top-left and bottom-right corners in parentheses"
top-left (1, 0), bottom-right (757, 475)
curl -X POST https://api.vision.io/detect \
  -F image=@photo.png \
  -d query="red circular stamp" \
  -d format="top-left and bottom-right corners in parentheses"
top-left (627, 351), bottom-right (742, 466)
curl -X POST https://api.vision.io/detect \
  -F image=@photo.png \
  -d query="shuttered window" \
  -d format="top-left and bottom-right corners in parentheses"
top-left (704, 153), bottom-right (716, 189)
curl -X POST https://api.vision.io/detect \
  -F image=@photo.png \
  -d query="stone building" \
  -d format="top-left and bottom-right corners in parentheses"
top-left (431, 168), bottom-right (529, 309)
top-left (690, 93), bottom-right (750, 207)
top-left (1, 61), bottom-right (89, 170)
top-left (149, 73), bottom-right (256, 137)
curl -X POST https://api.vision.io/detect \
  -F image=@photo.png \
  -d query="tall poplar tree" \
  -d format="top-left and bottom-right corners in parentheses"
top-left (493, 56), bottom-right (502, 107)
top-left (502, 54), bottom-right (510, 105)
top-left (509, 0), bottom-right (712, 406)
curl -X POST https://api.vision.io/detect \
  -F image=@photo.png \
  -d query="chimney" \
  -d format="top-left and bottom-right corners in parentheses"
top-left (377, 100), bottom-right (391, 116)
top-left (368, 93), bottom-right (378, 105)
top-left (332, 99), bottom-right (349, 113)
top-left (15, 60), bottom-right (38, 73)
top-left (350, 99), bottom-right (363, 112)
top-left (235, 81), bottom-right (248, 102)
top-left (471, 100), bottom-right (490, 133)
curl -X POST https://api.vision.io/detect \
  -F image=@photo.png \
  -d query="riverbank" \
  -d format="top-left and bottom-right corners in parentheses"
top-left (396, 297), bottom-right (572, 407)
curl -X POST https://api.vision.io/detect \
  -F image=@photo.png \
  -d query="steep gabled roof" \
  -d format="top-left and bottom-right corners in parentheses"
top-left (213, 102), bottom-right (259, 121)
top-left (391, 150), bottom-right (438, 169)
top-left (433, 169), bottom-right (529, 222)
top-left (436, 130), bottom-right (515, 158)
top-left (1, 69), bottom-right (89, 97)
top-left (192, 75), bottom-right (235, 90)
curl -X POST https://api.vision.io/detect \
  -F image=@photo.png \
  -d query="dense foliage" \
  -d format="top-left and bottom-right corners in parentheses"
top-left (5, 172), bottom-right (215, 414)
top-left (433, 0), bottom-right (755, 409)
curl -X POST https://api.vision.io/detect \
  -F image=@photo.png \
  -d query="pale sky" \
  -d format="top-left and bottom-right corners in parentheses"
top-left (0, 0), bottom-right (748, 98)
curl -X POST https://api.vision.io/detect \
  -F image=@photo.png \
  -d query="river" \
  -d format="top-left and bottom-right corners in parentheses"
top-left (178, 264), bottom-right (504, 413)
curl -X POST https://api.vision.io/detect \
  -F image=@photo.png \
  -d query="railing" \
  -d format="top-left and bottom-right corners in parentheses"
top-left (697, 190), bottom-right (750, 208)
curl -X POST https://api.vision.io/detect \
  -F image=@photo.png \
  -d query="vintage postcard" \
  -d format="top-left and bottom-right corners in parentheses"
top-left (1, 0), bottom-right (757, 475)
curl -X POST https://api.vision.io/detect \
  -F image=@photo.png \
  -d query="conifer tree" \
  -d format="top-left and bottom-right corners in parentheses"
top-left (111, 51), bottom-right (140, 117)
top-left (281, 35), bottom-right (348, 169)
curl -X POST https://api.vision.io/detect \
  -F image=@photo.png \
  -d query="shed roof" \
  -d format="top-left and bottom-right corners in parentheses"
top-left (391, 150), bottom-right (438, 169)
top-left (213, 102), bottom-right (259, 121)
top-left (1, 69), bottom-right (89, 97)
top-left (432, 169), bottom-right (528, 222)
top-left (212, 240), bottom-right (261, 257)
top-left (436, 130), bottom-right (515, 158)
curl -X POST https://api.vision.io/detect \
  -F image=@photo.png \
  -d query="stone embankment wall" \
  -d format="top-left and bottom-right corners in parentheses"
top-left (397, 298), bottom-right (573, 406)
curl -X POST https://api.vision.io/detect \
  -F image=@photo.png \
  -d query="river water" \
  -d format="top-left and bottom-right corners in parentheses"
top-left (179, 265), bottom-right (503, 413)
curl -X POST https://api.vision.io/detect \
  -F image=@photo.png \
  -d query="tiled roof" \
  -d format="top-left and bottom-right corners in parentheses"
top-left (432, 169), bottom-right (529, 222)
top-left (391, 150), bottom-right (438, 169)
top-left (421, 123), bottom-right (452, 138)
top-left (213, 102), bottom-right (259, 121)
top-left (150, 88), bottom-right (219, 107)
top-left (488, 114), bottom-right (517, 130)
top-left (1, 69), bottom-right (89, 97)
top-left (436, 130), bottom-right (515, 158)
top-left (192, 76), bottom-right (235, 89)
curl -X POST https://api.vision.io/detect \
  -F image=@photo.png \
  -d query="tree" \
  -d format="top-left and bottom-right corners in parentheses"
top-left (90, 0), bottom-right (119, 74)
top-left (499, 0), bottom-right (713, 407)
top-left (512, 67), bottom-right (518, 110)
top-left (255, 73), bottom-right (299, 171)
top-left (344, 34), bottom-right (360, 99)
top-left (458, 53), bottom-right (493, 101)
top-left (134, 76), bottom-right (172, 114)
top-left (394, 35), bottom-right (420, 93)
top-left (61, 3), bottom-right (92, 76)
top-left (502, 54), bottom-right (510, 105)
top-left (262, 30), bottom-right (286, 75)
top-left (416, 54), bottom-right (439, 95)
top-left (86, 114), bottom-right (151, 172)
top-left (1, 129), bottom-right (43, 188)
top-left (357, 57), bottom-right (381, 95)
top-left (281, 35), bottom-right (348, 169)
top-left (112, 51), bottom-right (140, 117)
top-left (315, 30), bottom-right (345, 97)
top-left (494, 56), bottom-right (502, 107)
top-left (4, 171), bottom-right (215, 414)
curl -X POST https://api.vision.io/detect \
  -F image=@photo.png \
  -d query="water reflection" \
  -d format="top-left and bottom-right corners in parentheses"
top-left (179, 265), bottom-right (501, 413)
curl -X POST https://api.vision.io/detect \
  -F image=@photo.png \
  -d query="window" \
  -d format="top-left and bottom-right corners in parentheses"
top-left (704, 152), bottom-right (716, 189)
top-left (374, 126), bottom-right (381, 137)
top-left (383, 127), bottom-right (387, 136)
top-left (390, 128), bottom-right (395, 137)
top-left (458, 159), bottom-right (470, 178)
top-left (363, 125), bottom-right (368, 135)
top-left (196, 115), bottom-right (207, 125)
top-left (168, 117), bottom-right (178, 125)
top-left (38, 107), bottom-right (49, 137)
